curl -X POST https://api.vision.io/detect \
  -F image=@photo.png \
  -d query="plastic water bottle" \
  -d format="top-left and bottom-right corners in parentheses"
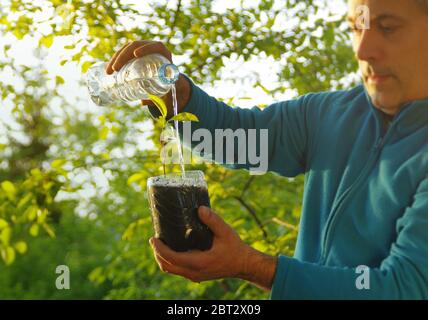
top-left (86, 53), bottom-right (180, 106)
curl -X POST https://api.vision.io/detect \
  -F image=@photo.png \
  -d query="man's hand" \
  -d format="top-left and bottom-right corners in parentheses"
top-left (150, 206), bottom-right (278, 291)
top-left (105, 40), bottom-right (191, 116)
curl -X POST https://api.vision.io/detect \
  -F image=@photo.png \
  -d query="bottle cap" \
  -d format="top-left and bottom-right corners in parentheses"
top-left (158, 63), bottom-right (180, 85)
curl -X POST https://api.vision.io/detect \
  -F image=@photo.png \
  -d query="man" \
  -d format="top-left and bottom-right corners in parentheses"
top-left (107, 0), bottom-right (428, 299)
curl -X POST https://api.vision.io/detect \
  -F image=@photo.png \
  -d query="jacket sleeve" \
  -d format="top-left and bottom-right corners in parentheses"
top-left (151, 75), bottom-right (314, 177)
top-left (271, 175), bottom-right (428, 300)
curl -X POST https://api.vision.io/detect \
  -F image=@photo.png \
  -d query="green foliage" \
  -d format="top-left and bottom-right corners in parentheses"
top-left (0, 168), bottom-right (63, 265)
top-left (0, 205), bottom-right (113, 299)
top-left (0, 0), bottom-right (355, 299)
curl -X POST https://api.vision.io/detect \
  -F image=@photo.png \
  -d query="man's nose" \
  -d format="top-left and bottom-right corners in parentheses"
top-left (354, 29), bottom-right (383, 62)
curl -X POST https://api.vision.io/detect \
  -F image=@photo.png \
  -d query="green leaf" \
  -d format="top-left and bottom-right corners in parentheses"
top-left (122, 222), bottom-right (135, 241)
top-left (111, 126), bottom-right (120, 134)
top-left (127, 173), bottom-right (145, 185)
top-left (17, 192), bottom-right (33, 209)
top-left (155, 117), bottom-right (166, 129)
top-left (29, 224), bottom-right (39, 237)
top-left (72, 52), bottom-right (80, 62)
top-left (12, 29), bottom-right (25, 40)
top-left (1, 181), bottom-right (16, 201)
top-left (60, 59), bottom-right (68, 66)
top-left (39, 35), bottom-right (54, 48)
top-left (98, 115), bottom-right (106, 124)
top-left (107, 112), bottom-right (116, 122)
top-left (89, 267), bottom-right (106, 285)
top-left (37, 209), bottom-right (48, 224)
top-left (30, 168), bottom-right (43, 179)
top-left (252, 240), bottom-right (268, 252)
top-left (55, 75), bottom-right (65, 85)
top-left (0, 219), bottom-right (8, 230)
top-left (168, 112), bottom-right (199, 122)
top-left (14, 241), bottom-right (27, 254)
top-left (52, 159), bottom-right (66, 169)
top-left (1, 246), bottom-right (15, 265)
top-left (0, 227), bottom-right (12, 246)
top-left (25, 206), bottom-right (38, 221)
top-left (101, 153), bottom-right (110, 160)
top-left (42, 224), bottom-right (55, 238)
top-left (81, 61), bottom-right (93, 73)
top-left (148, 94), bottom-right (167, 118)
top-left (99, 127), bottom-right (109, 140)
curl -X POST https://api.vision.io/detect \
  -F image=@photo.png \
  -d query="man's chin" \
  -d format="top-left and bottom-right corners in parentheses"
top-left (371, 96), bottom-right (400, 115)
top-left (363, 79), bottom-right (402, 113)
top-left (367, 90), bottom-right (401, 115)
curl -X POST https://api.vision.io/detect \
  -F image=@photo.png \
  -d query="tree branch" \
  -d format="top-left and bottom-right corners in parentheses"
top-left (271, 217), bottom-right (299, 232)
top-left (166, 0), bottom-right (182, 47)
top-left (240, 176), bottom-right (255, 198)
top-left (234, 196), bottom-right (268, 240)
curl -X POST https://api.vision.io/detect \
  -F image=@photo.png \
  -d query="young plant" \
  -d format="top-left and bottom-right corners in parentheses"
top-left (148, 94), bottom-right (199, 126)
top-left (148, 94), bottom-right (199, 175)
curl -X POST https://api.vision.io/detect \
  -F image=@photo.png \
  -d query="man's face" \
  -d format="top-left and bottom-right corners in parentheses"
top-left (348, 0), bottom-right (428, 115)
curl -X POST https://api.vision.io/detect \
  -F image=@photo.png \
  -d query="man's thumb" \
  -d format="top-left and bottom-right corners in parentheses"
top-left (198, 206), bottom-right (226, 237)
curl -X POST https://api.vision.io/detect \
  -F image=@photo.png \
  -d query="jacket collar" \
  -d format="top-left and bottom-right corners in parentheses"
top-left (362, 84), bottom-right (428, 136)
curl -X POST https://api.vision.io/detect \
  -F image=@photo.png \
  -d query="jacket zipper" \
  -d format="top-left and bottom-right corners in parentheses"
top-left (319, 118), bottom-right (392, 264)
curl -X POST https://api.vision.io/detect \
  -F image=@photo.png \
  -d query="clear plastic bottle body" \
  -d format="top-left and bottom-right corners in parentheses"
top-left (86, 53), bottom-right (179, 106)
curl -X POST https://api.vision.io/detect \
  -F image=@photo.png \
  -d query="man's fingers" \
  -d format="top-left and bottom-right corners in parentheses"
top-left (106, 42), bottom-right (133, 74)
top-left (154, 253), bottom-right (201, 282)
top-left (111, 41), bottom-right (147, 73)
top-left (153, 252), bottom-right (172, 271)
top-left (198, 206), bottom-right (229, 238)
top-left (151, 243), bottom-right (202, 282)
top-left (134, 42), bottom-right (172, 62)
top-left (150, 238), bottom-right (202, 269)
top-left (105, 40), bottom-right (172, 76)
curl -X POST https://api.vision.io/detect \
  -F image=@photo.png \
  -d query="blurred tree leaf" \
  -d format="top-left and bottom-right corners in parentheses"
top-left (168, 113), bottom-right (199, 123)
top-left (1, 181), bottom-right (16, 202)
top-left (39, 35), bottom-right (54, 48)
top-left (14, 241), bottom-right (28, 254)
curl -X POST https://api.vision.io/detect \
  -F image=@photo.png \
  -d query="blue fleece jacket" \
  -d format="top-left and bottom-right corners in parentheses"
top-left (172, 76), bottom-right (428, 299)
